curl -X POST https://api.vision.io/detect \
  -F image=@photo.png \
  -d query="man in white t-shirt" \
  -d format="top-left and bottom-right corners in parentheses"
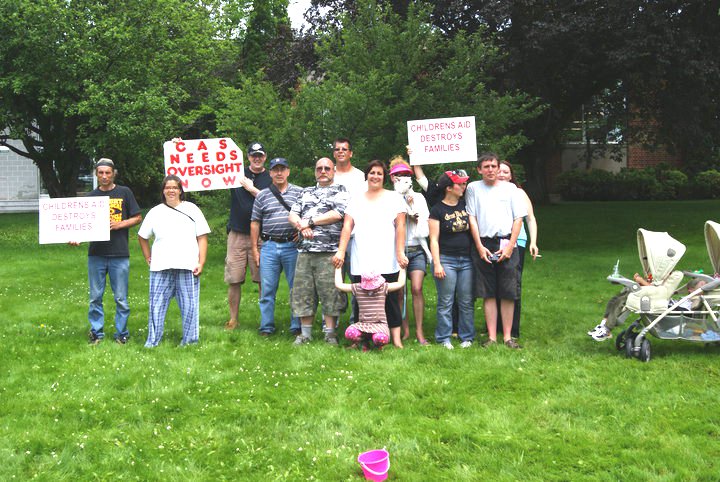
top-left (330, 137), bottom-right (366, 324)
top-left (466, 153), bottom-right (527, 349)
top-left (332, 137), bottom-right (366, 198)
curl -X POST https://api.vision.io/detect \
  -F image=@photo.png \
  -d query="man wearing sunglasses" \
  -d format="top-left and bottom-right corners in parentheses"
top-left (332, 138), bottom-right (366, 198)
top-left (288, 158), bottom-right (350, 346)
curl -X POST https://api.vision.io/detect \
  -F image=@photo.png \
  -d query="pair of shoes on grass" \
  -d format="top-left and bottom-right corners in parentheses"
top-left (481, 338), bottom-right (522, 349)
top-left (293, 334), bottom-right (339, 346)
top-left (587, 321), bottom-right (612, 341)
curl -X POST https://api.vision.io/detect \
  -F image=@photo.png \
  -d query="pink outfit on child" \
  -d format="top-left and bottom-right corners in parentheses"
top-left (345, 283), bottom-right (390, 342)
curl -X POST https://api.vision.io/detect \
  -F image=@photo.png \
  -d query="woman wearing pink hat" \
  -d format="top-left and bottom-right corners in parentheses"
top-left (335, 268), bottom-right (406, 349)
top-left (428, 170), bottom-right (475, 349)
top-left (389, 156), bottom-right (431, 345)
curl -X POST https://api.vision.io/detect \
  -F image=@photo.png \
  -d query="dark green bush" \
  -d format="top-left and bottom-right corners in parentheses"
top-left (556, 166), bottom-right (690, 201)
top-left (692, 170), bottom-right (720, 199)
top-left (555, 169), bottom-right (614, 200)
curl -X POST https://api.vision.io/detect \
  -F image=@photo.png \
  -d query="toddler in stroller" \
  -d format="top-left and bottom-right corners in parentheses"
top-left (587, 229), bottom-right (685, 341)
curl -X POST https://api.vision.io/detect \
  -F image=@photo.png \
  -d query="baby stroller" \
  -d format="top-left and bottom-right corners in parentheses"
top-left (611, 225), bottom-right (720, 362)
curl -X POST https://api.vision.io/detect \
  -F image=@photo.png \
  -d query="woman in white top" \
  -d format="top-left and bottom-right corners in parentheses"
top-left (334, 160), bottom-right (409, 348)
top-left (496, 161), bottom-right (538, 338)
top-left (389, 156), bottom-right (431, 345)
top-left (138, 175), bottom-right (210, 347)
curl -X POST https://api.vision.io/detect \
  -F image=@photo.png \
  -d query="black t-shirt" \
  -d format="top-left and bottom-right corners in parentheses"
top-left (87, 185), bottom-right (141, 257)
top-left (429, 199), bottom-right (471, 257)
top-left (227, 167), bottom-right (272, 234)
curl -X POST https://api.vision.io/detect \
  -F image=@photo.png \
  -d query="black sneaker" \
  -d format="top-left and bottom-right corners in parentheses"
top-left (115, 336), bottom-right (129, 345)
top-left (88, 331), bottom-right (102, 345)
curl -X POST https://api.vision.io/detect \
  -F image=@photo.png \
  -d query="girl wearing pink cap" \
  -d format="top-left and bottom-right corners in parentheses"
top-left (335, 268), bottom-right (406, 349)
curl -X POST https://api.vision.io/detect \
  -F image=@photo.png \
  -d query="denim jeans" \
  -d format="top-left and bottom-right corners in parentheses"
top-left (88, 256), bottom-right (130, 339)
top-left (433, 254), bottom-right (475, 343)
top-left (259, 240), bottom-right (300, 333)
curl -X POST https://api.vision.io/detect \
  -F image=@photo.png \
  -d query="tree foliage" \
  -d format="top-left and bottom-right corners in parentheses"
top-left (0, 0), bottom-right (236, 199)
top-left (306, 1), bottom-right (720, 198)
top-left (223, 0), bottom-right (539, 177)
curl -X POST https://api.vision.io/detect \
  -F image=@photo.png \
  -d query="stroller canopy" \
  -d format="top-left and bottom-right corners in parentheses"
top-left (704, 220), bottom-right (720, 275)
top-left (637, 229), bottom-right (686, 284)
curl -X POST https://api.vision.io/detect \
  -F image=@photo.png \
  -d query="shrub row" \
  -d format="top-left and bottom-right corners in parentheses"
top-left (555, 167), bottom-right (720, 201)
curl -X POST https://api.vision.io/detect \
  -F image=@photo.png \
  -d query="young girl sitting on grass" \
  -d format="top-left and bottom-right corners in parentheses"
top-left (335, 268), bottom-right (406, 350)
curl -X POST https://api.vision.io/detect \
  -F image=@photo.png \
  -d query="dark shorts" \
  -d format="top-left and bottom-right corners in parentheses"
top-left (471, 238), bottom-right (520, 300)
top-left (405, 247), bottom-right (427, 274)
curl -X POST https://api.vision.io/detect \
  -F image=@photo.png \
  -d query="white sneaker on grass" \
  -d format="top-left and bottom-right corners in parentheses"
top-left (441, 341), bottom-right (454, 350)
top-left (587, 321), bottom-right (606, 336)
top-left (293, 335), bottom-right (311, 345)
top-left (591, 326), bottom-right (612, 341)
top-left (460, 341), bottom-right (473, 348)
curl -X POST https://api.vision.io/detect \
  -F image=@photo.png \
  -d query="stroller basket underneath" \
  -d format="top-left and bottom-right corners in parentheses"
top-left (639, 309), bottom-right (720, 342)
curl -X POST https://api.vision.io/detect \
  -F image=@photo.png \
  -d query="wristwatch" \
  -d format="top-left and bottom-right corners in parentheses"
top-left (308, 217), bottom-right (315, 228)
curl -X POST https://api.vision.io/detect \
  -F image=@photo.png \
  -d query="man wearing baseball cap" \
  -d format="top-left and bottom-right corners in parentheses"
top-left (249, 158), bottom-right (303, 336)
top-left (224, 142), bottom-right (272, 331)
top-left (76, 158), bottom-right (142, 345)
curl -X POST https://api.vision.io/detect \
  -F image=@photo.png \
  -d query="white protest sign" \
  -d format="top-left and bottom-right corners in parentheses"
top-left (407, 116), bottom-right (477, 165)
top-left (38, 196), bottom-right (110, 244)
top-left (163, 138), bottom-right (244, 192)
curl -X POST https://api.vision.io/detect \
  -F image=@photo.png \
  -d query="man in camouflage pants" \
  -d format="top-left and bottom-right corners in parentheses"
top-left (288, 157), bottom-right (350, 346)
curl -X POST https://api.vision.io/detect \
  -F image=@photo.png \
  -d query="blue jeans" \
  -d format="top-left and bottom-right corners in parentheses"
top-left (259, 241), bottom-right (300, 333)
top-left (88, 256), bottom-right (130, 339)
top-left (433, 254), bottom-right (475, 343)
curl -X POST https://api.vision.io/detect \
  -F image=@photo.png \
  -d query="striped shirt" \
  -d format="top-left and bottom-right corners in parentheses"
top-left (350, 283), bottom-right (390, 337)
top-left (251, 183), bottom-right (303, 238)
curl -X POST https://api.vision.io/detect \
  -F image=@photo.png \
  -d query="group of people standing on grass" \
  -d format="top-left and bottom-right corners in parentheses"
top-left (77, 138), bottom-right (538, 350)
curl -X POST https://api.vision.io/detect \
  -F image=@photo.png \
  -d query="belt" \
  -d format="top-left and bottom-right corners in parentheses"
top-left (481, 234), bottom-right (510, 241)
top-left (406, 245), bottom-right (423, 253)
top-left (261, 233), bottom-right (295, 243)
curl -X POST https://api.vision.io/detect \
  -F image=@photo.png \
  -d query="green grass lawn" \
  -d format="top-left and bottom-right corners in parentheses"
top-left (2, 200), bottom-right (720, 480)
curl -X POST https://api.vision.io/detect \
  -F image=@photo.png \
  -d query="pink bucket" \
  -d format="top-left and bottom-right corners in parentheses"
top-left (358, 449), bottom-right (390, 481)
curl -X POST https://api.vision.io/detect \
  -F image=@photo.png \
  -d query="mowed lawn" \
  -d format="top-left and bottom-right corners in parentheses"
top-left (2, 200), bottom-right (720, 480)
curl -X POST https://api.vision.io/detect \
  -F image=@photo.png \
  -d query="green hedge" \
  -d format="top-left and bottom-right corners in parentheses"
top-left (555, 166), bottom-right (696, 201)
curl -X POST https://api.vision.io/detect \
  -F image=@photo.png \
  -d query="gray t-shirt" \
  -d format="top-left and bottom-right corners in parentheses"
top-left (465, 180), bottom-right (527, 238)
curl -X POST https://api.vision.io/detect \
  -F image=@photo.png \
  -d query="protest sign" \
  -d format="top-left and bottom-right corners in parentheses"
top-left (407, 116), bottom-right (477, 165)
top-left (163, 138), bottom-right (244, 192)
top-left (39, 196), bottom-right (110, 244)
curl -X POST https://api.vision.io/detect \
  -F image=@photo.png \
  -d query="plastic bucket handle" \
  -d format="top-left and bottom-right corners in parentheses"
top-left (360, 458), bottom-right (391, 476)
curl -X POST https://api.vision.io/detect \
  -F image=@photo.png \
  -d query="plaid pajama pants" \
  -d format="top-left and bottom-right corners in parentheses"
top-left (145, 269), bottom-right (200, 347)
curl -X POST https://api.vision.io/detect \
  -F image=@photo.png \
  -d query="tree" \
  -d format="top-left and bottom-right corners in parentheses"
top-left (0, 0), bottom-right (237, 199)
top-left (305, 1), bottom-right (720, 198)
top-left (282, 0), bottom-right (540, 169)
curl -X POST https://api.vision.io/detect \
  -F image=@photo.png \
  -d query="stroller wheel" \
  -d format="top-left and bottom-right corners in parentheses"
top-left (625, 335), bottom-right (636, 358)
top-left (639, 338), bottom-right (651, 362)
top-left (615, 330), bottom-right (627, 351)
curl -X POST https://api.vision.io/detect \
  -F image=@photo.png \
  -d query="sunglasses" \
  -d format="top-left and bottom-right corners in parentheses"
top-left (315, 166), bottom-right (333, 172)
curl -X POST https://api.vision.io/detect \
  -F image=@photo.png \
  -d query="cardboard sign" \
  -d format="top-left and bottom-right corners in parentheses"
top-left (163, 138), bottom-right (244, 192)
top-left (39, 196), bottom-right (110, 244)
top-left (407, 116), bottom-right (477, 165)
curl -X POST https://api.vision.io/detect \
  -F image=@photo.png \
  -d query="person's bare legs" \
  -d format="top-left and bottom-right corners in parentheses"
top-left (483, 298), bottom-right (498, 341)
top-left (323, 314), bottom-right (336, 331)
top-left (500, 298), bottom-right (515, 342)
top-left (391, 326), bottom-right (404, 349)
top-left (226, 283), bottom-right (241, 329)
top-left (410, 270), bottom-right (426, 343)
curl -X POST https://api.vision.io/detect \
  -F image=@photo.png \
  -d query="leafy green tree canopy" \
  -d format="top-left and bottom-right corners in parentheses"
top-left (0, 0), bottom-right (237, 199)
